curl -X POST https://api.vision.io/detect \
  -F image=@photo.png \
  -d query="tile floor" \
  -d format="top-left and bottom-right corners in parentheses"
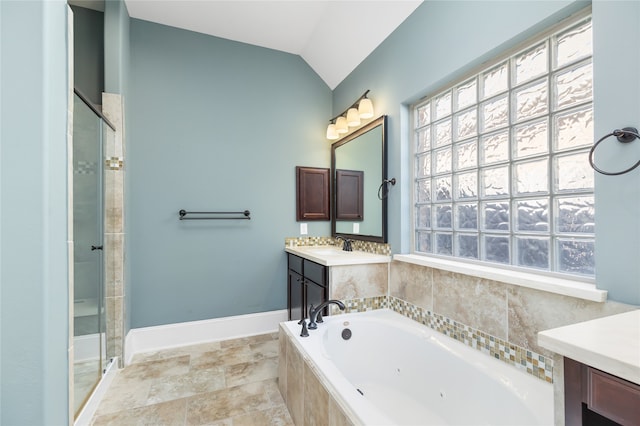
top-left (91, 333), bottom-right (294, 425)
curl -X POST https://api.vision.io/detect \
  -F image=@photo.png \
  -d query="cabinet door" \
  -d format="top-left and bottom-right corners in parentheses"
top-left (288, 270), bottom-right (304, 321)
top-left (305, 280), bottom-right (326, 318)
top-left (296, 166), bottom-right (330, 221)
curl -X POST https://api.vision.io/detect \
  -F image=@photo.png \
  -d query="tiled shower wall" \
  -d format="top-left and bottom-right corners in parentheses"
top-left (102, 93), bottom-right (125, 365)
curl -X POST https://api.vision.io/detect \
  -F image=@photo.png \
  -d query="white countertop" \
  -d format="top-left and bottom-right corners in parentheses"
top-left (538, 310), bottom-right (640, 384)
top-left (285, 245), bottom-right (391, 266)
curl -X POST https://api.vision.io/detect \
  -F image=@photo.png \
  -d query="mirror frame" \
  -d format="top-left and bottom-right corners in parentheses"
top-left (331, 115), bottom-right (388, 243)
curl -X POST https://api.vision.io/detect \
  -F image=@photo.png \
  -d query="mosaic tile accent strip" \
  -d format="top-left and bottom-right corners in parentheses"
top-left (75, 160), bottom-right (97, 175)
top-left (387, 295), bottom-right (554, 383)
top-left (284, 237), bottom-right (390, 255)
top-left (106, 157), bottom-right (124, 170)
top-left (284, 236), bottom-right (335, 247)
top-left (329, 295), bottom-right (388, 315)
top-left (328, 294), bottom-right (553, 383)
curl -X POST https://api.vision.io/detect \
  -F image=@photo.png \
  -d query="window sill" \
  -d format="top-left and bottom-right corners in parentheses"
top-left (393, 254), bottom-right (607, 302)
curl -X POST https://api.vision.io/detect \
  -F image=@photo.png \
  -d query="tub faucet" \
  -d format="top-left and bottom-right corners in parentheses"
top-left (336, 236), bottom-right (353, 251)
top-left (307, 300), bottom-right (346, 330)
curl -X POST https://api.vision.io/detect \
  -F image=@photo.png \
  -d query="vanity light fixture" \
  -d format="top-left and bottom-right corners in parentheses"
top-left (358, 97), bottom-right (374, 119)
top-left (335, 116), bottom-right (349, 134)
top-left (326, 90), bottom-right (374, 140)
top-left (326, 123), bottom-right (339, 140)
top-left (346, 107), bottom-right (361, 127)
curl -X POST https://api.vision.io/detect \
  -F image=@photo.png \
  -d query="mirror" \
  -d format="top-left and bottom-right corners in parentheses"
top-left (332, 115), bottom-right (387, 243)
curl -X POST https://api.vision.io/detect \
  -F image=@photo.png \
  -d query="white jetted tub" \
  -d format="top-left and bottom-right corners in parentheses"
top-left (282, 309), bottom-right (553, 425)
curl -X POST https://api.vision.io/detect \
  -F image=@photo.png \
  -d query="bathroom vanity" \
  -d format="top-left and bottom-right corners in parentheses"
top-left (538, 310), bottom-right (640, 425)
top-left (285, 245), bottom-right (390, 321)
top-left (287, 253), bottom-right (327, 321)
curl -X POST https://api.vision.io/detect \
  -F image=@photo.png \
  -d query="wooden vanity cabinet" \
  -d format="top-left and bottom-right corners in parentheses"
top-left (287, 254), bottom-right (327, 321)
top-left (564, 357), bottom-right (640, 425)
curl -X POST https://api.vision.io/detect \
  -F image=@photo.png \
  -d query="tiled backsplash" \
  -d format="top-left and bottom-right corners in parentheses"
top-left (284, 237), bottom-right (390, 255)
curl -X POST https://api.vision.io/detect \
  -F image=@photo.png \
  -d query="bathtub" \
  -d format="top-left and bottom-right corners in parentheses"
top-left (281, 309), bottom-right (553, 425)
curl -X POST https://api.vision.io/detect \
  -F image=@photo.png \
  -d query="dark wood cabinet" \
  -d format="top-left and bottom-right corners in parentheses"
top-left (564, 357), bottom-right (640, 425)
top-left (287, 253), bottom-right (327, 321)
top-left (335, 169), bottom-right (364, 221)
top-left (296, 166), bottom-right (330, 221)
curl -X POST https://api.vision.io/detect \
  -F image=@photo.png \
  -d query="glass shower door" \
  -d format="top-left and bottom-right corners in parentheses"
top-left (72, 93), bottom-right (105, 416)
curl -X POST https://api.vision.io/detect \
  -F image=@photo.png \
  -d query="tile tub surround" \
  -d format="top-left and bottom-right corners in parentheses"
top-left (330, 295), bottom-right (555, 383)
top-left (388, 260), bottom-right (636, 379)
top-left (279, 326), bottom-right (354, 426)
top-left (390, 261), bottom-right (635, 357)
top-left (91, 332), bottom-right (292, 425)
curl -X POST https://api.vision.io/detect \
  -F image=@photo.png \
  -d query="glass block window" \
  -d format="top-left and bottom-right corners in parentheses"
top-left (412, 15), bottom-right (594, 277)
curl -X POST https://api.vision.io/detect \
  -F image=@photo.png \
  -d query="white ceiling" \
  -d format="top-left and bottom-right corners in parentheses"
top-left (124, 0), bottom-right (423, 89)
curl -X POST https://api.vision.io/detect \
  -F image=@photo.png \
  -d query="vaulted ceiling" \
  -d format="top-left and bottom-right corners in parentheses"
top-left (124, 1), bottom-right (423, 89)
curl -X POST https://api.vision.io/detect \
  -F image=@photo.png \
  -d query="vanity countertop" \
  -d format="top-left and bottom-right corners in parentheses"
top-left (538, 309), bottom-right (640, 384)
top-left (285, 245), bottom-right (391, 266)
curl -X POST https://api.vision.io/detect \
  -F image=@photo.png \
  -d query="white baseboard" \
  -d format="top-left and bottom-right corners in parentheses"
top-left (124, 309), bottom-right (288, 365)
top-left (74, 357), bottom-right (119, 426)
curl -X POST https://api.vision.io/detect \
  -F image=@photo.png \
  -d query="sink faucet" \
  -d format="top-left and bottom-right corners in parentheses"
top-left (335, 236), bottom-right (353, 251)
top-left (307, 300), bottom-right (346, 330)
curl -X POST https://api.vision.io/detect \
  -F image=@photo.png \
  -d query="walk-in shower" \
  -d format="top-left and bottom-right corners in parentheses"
top-left (72, 89), bottom-right (114, 416)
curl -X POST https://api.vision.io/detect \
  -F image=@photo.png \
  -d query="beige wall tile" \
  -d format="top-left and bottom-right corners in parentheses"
top-left (304, 363), bottom-right (329, 426)
top-left (389, 261), bottom-right (433, 310)
top-left (278, 327), bottom-right (287, 401)
top-left (330, 264), bottom-right (388, 300)
top-left (433, 269), bottom-right (508, 340)
top-left (286, 338), bottom-right (304, 426)
top-left (329, 397), bottom-right (354, 426)
top-left (507, 286), bottom-right (635, 356)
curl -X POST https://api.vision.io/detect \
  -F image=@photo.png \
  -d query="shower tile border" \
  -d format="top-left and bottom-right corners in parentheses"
top-left (106, 157), bottom-right (124, 171)
top-left (330, 295), bottom-right (553, 384)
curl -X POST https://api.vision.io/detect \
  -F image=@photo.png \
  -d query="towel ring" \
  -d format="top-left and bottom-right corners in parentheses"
top-left (377, 178), bottom-right (396, 200)
top-left (588, 127), bottom-right (640, 176)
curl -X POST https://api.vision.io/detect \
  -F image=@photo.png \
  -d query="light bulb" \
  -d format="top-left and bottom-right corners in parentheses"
top-left (346, 108), bottom-right (361, 127)
top-left (335, 116), bottom-right (348, 134)
top-left (358, 98), bottom-right (374, 119)
top-left (326, 123), bottom-right (339, 140)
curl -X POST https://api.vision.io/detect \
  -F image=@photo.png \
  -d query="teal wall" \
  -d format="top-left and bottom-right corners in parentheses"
top-left (334, 0), bottom-right (640, 305)
top-left (0, 1), bottom-right (70, 424)
top-left (591, 1), bottom-right (640, 304)
top-left (104, 0), bottom-right (130, 96)
top-left (128, 19), bottom-right (331, 327)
